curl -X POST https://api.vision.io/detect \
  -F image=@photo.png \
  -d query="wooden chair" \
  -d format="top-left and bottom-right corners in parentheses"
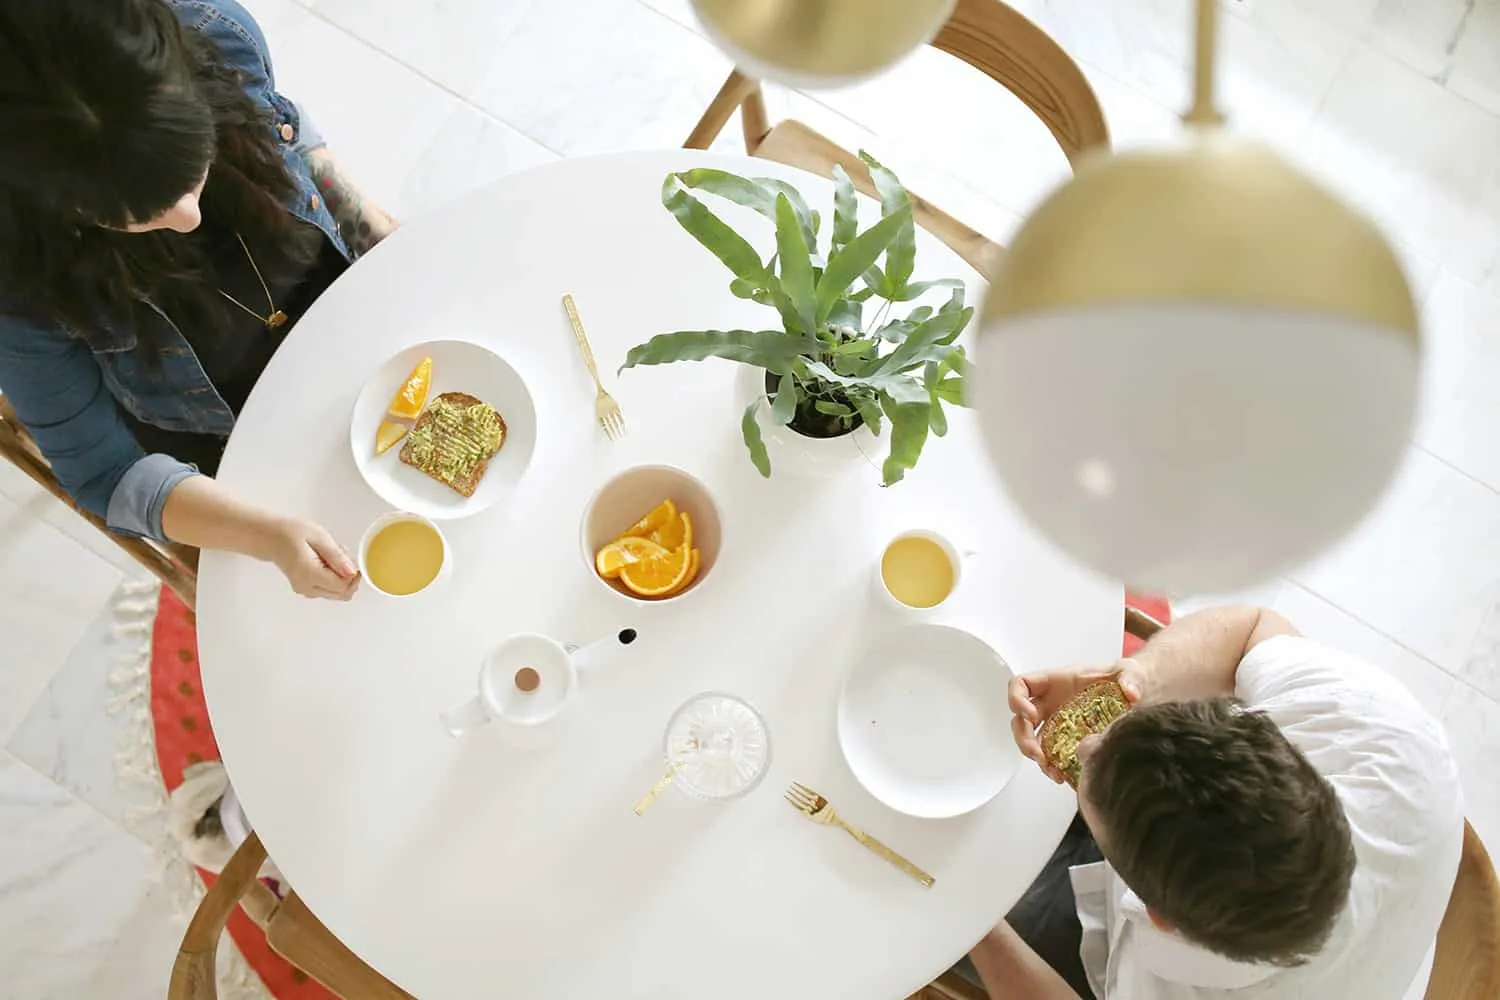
top-left (684, 0), bottom-right (1111, 276)
top-left (915, 605), bottom-right (1500, 1000)
top-left (1425, 820), bottom-right (1500, 1000)
top-left (169, 832), bottom-right (413, 1000)
top-left (0, 394), bottom-right (199, 610)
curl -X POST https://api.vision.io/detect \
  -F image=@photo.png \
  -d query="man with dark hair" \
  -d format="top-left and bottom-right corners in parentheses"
top-left (967, 605), bottom-right (1463, 999)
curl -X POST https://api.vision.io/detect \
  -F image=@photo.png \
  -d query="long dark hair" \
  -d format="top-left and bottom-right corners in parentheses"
top-left (0, 0), bottom-right (318, 349)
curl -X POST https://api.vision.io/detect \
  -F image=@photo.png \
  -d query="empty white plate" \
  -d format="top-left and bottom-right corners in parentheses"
top-left (350, 339), bottom-right (537, 520)
top-left (837, 623), bottom-right (1019, 819)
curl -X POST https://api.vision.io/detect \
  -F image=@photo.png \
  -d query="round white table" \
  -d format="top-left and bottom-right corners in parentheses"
top-left (199, 151), bottom-right (1123, 999)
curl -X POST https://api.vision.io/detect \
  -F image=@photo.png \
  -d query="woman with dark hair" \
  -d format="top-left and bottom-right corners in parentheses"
top-left (0, 0), bottom-right (398, 600)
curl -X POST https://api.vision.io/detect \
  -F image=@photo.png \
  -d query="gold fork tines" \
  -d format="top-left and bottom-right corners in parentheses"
top-left (785, 782), bottom-right (935, 888)
top-left (561, 294), bottom-right (625, 440)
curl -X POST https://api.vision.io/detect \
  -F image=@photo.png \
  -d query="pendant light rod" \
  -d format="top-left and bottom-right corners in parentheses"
top-left (1183, 0), bottom-right (1225, 126)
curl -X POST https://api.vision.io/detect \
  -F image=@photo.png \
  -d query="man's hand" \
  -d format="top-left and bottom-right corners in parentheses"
top-left (1009, 660), bottom-right (1148, 783)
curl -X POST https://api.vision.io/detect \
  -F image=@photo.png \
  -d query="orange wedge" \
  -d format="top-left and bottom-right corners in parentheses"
top-left (595, 536), bottom-right (669, 580)
top-left (374, 419), bottom-right (409, 456)
top-left (665, 547), bottom-right (701, 596)
top-left (622, 499), bottom-right (676, 539)
top-left (650, 511), bottom-right (692, 551)
top-left (620, 544), bottom-right (693, 598)
top-left (387, 356), bottom-right (432, 420)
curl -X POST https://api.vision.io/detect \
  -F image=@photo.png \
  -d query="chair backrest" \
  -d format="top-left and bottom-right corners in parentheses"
top-left (684, 0), bottom-right (1109, 274)
top-left (1426, 820), bottom-right (1500, 1000)
top-left (0, 394), bottom-right (199, 609)
top-left (170, 832), bottom-right (413, 1000)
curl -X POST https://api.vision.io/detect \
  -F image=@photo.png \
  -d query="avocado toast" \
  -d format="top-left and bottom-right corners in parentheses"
top-left (398, 391), bottom-right (505, 497)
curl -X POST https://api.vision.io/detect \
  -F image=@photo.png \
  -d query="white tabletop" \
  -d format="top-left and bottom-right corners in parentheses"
top-left (198, 151), bottom-right (1123, 999)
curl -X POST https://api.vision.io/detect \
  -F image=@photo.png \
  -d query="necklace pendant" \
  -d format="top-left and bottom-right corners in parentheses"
top-left (266, 310), bottom-right (289, 331)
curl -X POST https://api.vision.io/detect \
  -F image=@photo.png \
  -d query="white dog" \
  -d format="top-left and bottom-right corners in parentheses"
top-left (167, 760), bottom-right (280, 882)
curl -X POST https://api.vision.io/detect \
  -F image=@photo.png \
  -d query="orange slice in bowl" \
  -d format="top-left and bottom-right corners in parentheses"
top-left (595, 536), bottom-right (668, 580)
top-left (650, 511), bottom-right (692, 551)
top-left (620, 544), bottom-right (693, 598)
top-left (622, 499), bottom-right (677, 539)
top-left (663, 547), bottom-right (701, 597)
top-left (387, 356), bottom-right (432, 421)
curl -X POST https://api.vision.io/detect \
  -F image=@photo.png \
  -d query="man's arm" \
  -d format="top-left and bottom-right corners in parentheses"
top-left (969, 922), bottom-right (1083, 1000)
top-left (1009, 605), bottom-right (1298, 780)
top-left (307, 149), bottom-right (398, 256)
top-left (1129, 605), bottom-right (1299, 704)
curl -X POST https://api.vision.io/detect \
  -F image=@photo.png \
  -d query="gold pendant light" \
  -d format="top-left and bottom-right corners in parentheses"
top-left (689, 0), bottom-right (957, 87)
top-left (971, 0), bottom-right (1420, 592)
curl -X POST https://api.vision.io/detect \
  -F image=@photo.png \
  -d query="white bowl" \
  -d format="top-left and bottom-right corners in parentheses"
top-left (579, 465), bottom-right (723, 604)
top-left (349, 339), bottom-right (537, 520)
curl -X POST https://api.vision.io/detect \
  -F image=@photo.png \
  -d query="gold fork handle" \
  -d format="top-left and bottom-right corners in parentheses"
top-left (838, 822), bottom-right (936, 887)
top-left (561, 294), bottom-right (604, 387)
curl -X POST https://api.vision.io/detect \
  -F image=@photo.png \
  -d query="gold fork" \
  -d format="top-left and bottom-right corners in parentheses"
top-left (785, 782), bottom-right (935, 887)
top-left (562, 294), bottom-right (625, 440)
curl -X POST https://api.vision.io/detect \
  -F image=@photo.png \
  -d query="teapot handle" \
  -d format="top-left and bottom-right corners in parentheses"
top-left (440, 696), bottom-right (490, 738)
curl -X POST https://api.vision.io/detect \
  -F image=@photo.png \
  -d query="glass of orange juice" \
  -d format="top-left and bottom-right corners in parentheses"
top-left (359, 511), bottom-right (450, 598)
top-left (876, 529), bottom-right (968, 612)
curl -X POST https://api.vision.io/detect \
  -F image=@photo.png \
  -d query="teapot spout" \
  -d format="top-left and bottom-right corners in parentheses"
top-left (440, 696), bottom-right (491, 738)
top-left (565, 627), bottom-right (639, 672)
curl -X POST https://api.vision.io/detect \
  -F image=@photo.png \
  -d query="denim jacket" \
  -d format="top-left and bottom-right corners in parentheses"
top-left (0, 0), bottom-right (350, 541)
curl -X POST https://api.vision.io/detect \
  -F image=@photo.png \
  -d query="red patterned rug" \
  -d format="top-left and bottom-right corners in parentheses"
top-left (146, 584), bottom-right (1169, 997)
top-left (150, 586), bottom-right (332, 999)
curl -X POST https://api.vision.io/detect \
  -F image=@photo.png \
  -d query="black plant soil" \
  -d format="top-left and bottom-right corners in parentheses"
top-left (765, 370), bottom-right (865, 439)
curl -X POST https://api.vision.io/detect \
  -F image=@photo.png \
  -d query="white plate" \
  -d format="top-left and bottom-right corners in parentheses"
top-left (837, 624), bottom-right (1019, 819)
top-left (350, 340), bottom-right (537, 520)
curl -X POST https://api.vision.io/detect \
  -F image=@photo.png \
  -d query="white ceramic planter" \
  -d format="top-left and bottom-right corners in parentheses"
top-left (734, 364), bottom-right (881, 480)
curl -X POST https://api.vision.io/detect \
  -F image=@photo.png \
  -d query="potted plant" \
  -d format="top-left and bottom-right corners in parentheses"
top-left (620, 154), bottom-right (973, 485)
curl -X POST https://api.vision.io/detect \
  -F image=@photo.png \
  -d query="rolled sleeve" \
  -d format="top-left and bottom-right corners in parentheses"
top-left (106, 454), bottom-right (199, 542)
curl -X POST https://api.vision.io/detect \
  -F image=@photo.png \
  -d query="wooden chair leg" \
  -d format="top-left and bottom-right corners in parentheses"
top-left (740, 82), bottom-right (771, 153)
top-left (684, 69), bottom-right (760, 150)
top-left (0, 400), bottom-right (199, 610)
top-left (1124, 605), bottom-right (1165, 643)
top-left (169, 833), bottom-right (271, 1000)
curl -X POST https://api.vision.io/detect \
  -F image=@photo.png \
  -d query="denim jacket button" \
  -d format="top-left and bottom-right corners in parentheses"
top-left (279, 122), bottom-right (295, 142)
top-left (310, 194), bottom-right (320, 212)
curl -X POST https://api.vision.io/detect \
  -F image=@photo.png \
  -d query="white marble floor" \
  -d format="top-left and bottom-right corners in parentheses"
top-left (5, 0), bottom-right (1500, 995)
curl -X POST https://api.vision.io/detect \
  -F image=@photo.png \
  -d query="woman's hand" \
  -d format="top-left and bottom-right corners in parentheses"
top-left (1009, 659), bottom-right (1148, 783)
top-left (268, 518), bottom-right (360, 600)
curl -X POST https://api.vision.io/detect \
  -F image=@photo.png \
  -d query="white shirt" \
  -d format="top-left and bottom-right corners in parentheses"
top-left (1073, 635), bottom-right (1464, 1000)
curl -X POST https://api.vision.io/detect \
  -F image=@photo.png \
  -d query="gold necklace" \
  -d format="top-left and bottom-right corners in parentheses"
top-left (217, 232), bottom-right (288, 331)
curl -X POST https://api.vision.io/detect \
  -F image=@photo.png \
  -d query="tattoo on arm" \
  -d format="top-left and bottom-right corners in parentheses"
top-left (308, 152), bottom-right (397, 256)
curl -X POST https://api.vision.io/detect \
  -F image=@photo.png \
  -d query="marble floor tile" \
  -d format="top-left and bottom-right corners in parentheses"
top-left (1439, 681), bottom-right (1500, 854)
top-left (0, 498), bottom-right (124, 743)
top-left (1294, 42), bottom-right (1500, 288)
top-left (1290, 446), bottom-right (1500, 673)
top-left (468, 0), bottom-right (736, 157)
top-left (1416, 270), bottom-right (1500, 493)
top-left (0, 751), bottom-right (159, 1000)
top-left (1361, 0), bottom-right (1474, 81)
top-left (396, 101), bottom-right (559, 220)
top-left (1460, 594), bottom-right (1500, 703)
top-left (309, 0), bottom-right (539, 100)
top-left (1273, 583), bottom-right (1457, 717)
top-left (1447, 1), bottom-right (1500, 118)
top-left (260, 3), bottom-right (477, 218)
top-left (9, 579), bottom-right (165, 846)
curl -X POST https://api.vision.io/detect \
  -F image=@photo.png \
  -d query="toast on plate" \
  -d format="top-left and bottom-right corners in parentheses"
top-left (398, 391), bottom-right (505, 497)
